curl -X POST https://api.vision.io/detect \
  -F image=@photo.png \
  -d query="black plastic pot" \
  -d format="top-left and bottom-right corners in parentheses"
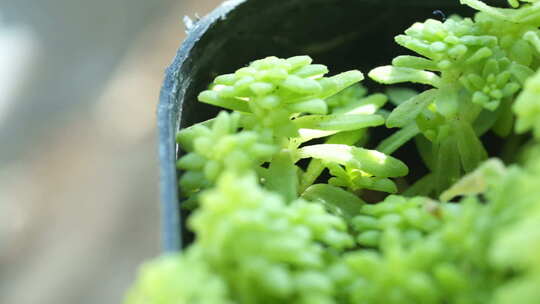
top-left (157, 0), bottom-right (501, 252)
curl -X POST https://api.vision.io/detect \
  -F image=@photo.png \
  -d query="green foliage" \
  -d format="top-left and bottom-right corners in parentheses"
top-left (337, 197), bottom-right (499, 304)
top-left (351, 195), bottom-right (443, 248)
top-left (176, 111), bottom-right (277, 201)
top-left (127, 159), bottom-right (540, 304)
top-left (176, 56), bottom-right (402, 206)
top-left (197, 56), bottom-right (364, 144)
top-left (297, 144), bottom-right (408, 193)
top-left (333, 159), bottom-right (540, 304)
top-left (191, 172), bottom-right (352, 304)
top-left (125, 250), bottom-right (233, 304)
top-left (514, 69), bottom-right (540, 137)
top-left (368, 1), bottom-right (540, 192)
top-left (128, 172), bottom-right (353, 304)
top-left (462, 0), bottom-right (540, 25)
top-left (127, 1), bottom-right (540, 304)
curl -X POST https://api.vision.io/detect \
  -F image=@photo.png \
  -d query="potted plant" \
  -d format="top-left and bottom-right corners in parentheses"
top-left (127, 0), bottom-right (540, 303)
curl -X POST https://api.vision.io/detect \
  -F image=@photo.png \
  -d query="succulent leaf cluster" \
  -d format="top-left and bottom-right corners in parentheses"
top-left (125, 249), bottom-right (233, 304)
top-left (368, 5), bottom-right (540, 193)
top-left (514, 69), bottom-right (540, 137)
top-left (351, 195), bottom-right (443, 248)
top-left (128, 158), bottom-right (540, 304)
top-left (192, 172), bottom-right (352, 304)
top-left (198, 56), bottom-right (364, 145)
top-left (369, 16), bottom-right (520, 114)
top-left (176, 111), bottom-right (277, 201)
top-left (177, 56), bottom-right (403, 206)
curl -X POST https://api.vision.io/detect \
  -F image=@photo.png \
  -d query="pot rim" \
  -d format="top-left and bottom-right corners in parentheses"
top-left (157, 0), bottom-right (246, 252)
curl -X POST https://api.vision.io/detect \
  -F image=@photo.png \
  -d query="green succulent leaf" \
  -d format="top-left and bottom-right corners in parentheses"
top-left (301, 184), bottom-right (365, 220)
top-left (294, 114), bottom-right (384, 131)
top-left (386, 89), bottom-right (438, 128)
top-left (368, 66), bottom-right (441, 87)
top-left (377, 123), bottom-right (420, 155)
top-left (298, 144), bottom-right (409, 178)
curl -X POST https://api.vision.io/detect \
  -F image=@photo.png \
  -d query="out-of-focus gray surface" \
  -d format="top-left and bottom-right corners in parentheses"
top-left (1, 0), bottom-right (173, 163)
top-left (0, 0), bottom-right (221, 303)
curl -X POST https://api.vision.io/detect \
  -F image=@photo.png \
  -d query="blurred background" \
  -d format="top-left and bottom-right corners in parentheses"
top-left (0, 0), bottom-right (221, 302)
